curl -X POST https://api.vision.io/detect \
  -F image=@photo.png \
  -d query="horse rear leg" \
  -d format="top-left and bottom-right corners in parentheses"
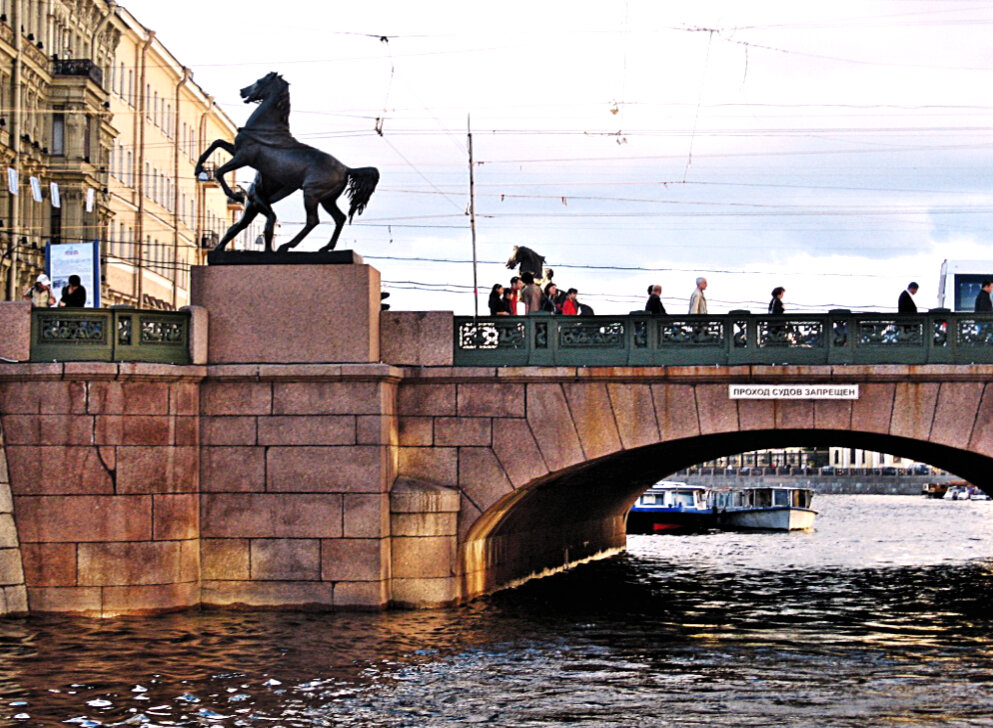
top-left (317, 198), bottom-right (347, 252)
top-left (276, 192), bottom-right (322, 252)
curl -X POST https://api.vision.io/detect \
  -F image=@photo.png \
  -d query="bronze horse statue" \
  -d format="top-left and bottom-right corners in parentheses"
top-left (506, 245), bottom-right (553, 286)
top-left (195, 72), bottom-right (379, 253)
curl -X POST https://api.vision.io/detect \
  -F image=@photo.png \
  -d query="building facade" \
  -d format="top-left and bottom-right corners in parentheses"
top-left (0, 0), bottom-right (256, 309)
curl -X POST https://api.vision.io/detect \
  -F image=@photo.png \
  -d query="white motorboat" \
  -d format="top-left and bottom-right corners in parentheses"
top-left (627, 481), bottom-right (714, 533)
top-left (709, 486), bottom-right (817, 531)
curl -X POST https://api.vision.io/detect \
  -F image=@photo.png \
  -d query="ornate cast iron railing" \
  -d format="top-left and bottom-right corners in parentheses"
top-left (30, 308), bottom-right (191, 364)
top-left (52, 58), bottom-right (104, 86)
top-left (454, 311), bottom-right (993, 366)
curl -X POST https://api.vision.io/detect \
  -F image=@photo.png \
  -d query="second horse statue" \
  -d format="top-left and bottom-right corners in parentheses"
top-left (195, 72), bottom-right (380, 254)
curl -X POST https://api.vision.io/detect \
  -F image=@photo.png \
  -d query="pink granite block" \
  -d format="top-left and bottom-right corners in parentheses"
top-left (392, 536), bottom-right (456, 579)
top-left (380, 311), bottom-right (455, 367)
top-left (321, 538), bottom-right (389, 581)
top-left (458, 383), bottom-right (525, 417)
top-left (14, 495), bottom-right (152, 543)
top-left (652, 384), bottom-right (701, 442)
top-left (398, 417), bottom-right (433, 446)
top-left (202, 538), bottom-right (250, 580)
top-left (526, 384), bottom-right (584, 472)
top-left (118, 446), bottom-right (199, 494)
top-left (201, 493), bottom-right (343, 538)
top-left (606, 383), bottom-right (660, 449)
top-left (250, 539), bottom-right (321, 580)
top-left (121, 382), bottom-right (170, 415)
top-left (0, 381), bottom-right (86, 414)
top-left (851, 383), bottom-right (895, 435)
top-left (458, 494), bottom-right (484, 543)
top-left (343, 493), bottom-right (390, 538)
top-left (179, 539), bottom-right (200, 582)
top-left (153, 494), bottom-right (199, 540)
top-left (889, 382), bottom-right (940, 441)
top-left (202, 581), bottom-right (335, 610)
top-left (334, 579), bottom-right (390, 609)
top-left (5, 445), bottom-right (114, 495)
top-left (201, 416), bottom-right (258, 446)
top-left (930, 382), bottom-right (985, 449)
top-left (967, 384), bottom-right (993, 457)
top-left (398, 383), bottom-right (457, 417)
top-left (272, 381), bottom-right (385, 415)
top-left (86, 381), bottom-right (125, 414)
top-left (267, 446), bottom-right (387, 493)
top-left (191, 263), bottom-right (379, 364)
top-left (2, 414), bottom-right (94, 445)
top-left (121, 416), bottom-right (172, 446)
top-left (257, 415), bottom-right (356, 446)
top-left (77, 541), bottom-right (183, 586)
top-left (490, 420), bottom-right (549, 488)
top-left (775, 400), bottom-right (814, 430)
top-left (169, 382), bottom-right (199, 415)
top-left (397, 446), bottom-right (458, 487)
top-left (202, 381), bottom-right (272, 416)
top-left (696, 385), bottom-right (740, 434)
top-left (173, 416), bottom-right (199, 446)
top-left (200, 447), bottom-right (266, 493)
top-left (562, 382), bottom-right (622, 461)
top-left (737, 399), bottom-right (776, 432)
top-left (435, 417), bottom-right (491, 446)
top-left (458, 447), bottom-right (514, 513)
top-left (27, 586), bottom-right (102, 615)
top-left (813, 400), bottom-right (853, 432)
top-left (356, 415), bottom-right (394, 445)
top-left (20, 543), bottom-right (77, 587)
top-left (101, 582), bottom-right (199, 615)
top-left (0, 301), bottom-right (30, 361)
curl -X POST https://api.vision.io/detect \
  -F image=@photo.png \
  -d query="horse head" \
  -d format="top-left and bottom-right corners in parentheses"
top-left (505, 245), bottom-right (521, 270)
top-left (240, 72), bottom-right (287, 104)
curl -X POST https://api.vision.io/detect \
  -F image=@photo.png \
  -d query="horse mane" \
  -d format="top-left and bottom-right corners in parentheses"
top-left (273, 79), bottom-right (291, 127)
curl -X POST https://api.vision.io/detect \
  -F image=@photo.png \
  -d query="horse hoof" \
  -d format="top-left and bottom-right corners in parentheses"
top-left (276, 243), bottom-right (292, 253)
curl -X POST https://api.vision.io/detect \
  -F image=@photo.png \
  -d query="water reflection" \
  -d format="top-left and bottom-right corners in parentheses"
top-left (0, 496), bottom-right (991, 726)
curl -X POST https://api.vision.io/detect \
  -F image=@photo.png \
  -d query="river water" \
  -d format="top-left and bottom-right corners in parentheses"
top-left (2, 495), bottom-right (993, 727)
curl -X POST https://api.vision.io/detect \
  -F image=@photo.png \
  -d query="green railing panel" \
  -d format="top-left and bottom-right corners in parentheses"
top-left (453, 312), bottom-right (993, 367)
top-left (30, 308), bottom-right (191, 364)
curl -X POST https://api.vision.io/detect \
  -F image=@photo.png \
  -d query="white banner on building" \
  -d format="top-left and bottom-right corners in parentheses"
top-left (30, 176), bottom-right (42, 202)
top-left (50, 182), bottom-right (60, 208)
top-left (6, 167), bottom-right (17, 195)
top-left (85, 187), bottom-right (95, 212)
top-left (728, 384), bottom-right (859, 400)
top-left (47, 241), bottom-right (100, 308)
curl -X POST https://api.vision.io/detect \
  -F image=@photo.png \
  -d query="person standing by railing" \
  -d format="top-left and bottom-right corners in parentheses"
top-left (768, 287), bottom-right (785, 315)
top-left (59, 275), bottom-right (87, 308)
top-left (519, 272), bottom-right (543, 314)
top-left (561, 288), bottom-right (580, 315)
top-left (23, 274), bottom-right (55, 308)
top-left (488, 284), bottom-right (510, 315)
top-left (506, 276), bottom-right (522, 315)
top-left (541, 283), bottom-right (559, 313)
top-left (688, 277), bottom-right (708, 314)
top-left (898, 282), bottom-right (919, 313)
top-left (975, 280), bottom-right (992, 312)
top-left (645, 284), bottom-right (666, 314)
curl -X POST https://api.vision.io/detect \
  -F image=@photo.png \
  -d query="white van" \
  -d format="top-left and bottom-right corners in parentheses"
top-left (937, 260), bottom-right (993, 311)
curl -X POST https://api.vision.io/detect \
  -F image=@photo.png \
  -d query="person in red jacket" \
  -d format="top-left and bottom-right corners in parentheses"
top-left (561, 288), bottom-right (580, 315)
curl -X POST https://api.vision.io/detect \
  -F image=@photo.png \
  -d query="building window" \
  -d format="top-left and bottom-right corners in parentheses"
top-left (52, 113), bottom-right (65, 156)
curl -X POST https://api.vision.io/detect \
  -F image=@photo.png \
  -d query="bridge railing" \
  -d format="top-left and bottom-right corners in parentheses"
top-left (453, 311), bottom-right (993, 366)
top-left (29, 308), bottom-right (192, 364)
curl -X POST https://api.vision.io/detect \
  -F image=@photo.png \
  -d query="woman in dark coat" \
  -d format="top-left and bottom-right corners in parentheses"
top-left (488, 284), bottom-right (510, 315)
top-left (768, 286), bottom-right (785, 315)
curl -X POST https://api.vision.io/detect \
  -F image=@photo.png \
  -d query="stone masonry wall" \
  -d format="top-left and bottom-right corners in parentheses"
top-left (0, 417), bottom-right (28, 615)
top-left (199, 364), bottom-right (401, 611)
top-left (0, 363), bottom-right (203, 616)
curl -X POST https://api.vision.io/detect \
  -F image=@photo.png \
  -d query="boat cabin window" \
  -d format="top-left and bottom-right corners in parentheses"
top-left (774, 489), bottom-right (790, 507)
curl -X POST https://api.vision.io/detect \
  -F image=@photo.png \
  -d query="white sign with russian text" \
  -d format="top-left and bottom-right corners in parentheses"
top-left (729, 384), bottom-right (859, 400)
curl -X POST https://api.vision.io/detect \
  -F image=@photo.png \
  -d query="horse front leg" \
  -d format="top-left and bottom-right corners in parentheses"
top-left (276, 192), bottom-right (321, 252)
top-left (194, 140), bottom-right (236, 179)
top-left (212, 158), bottom-right (248, 204)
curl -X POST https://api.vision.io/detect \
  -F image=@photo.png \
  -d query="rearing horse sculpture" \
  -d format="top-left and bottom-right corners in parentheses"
top-left (194, 72), bottom-right (379, 253)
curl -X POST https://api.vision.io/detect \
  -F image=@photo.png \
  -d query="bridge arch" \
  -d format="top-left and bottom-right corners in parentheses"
top-left (393, 368), bottom-right (993, 602)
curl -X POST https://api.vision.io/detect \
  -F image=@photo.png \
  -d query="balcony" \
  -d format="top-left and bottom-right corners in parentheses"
top-left (52, 58), bottom-right (103, 87)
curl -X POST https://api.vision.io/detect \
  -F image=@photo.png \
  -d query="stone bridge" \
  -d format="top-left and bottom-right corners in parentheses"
top-left (0, 262), bottom-right (991, 616)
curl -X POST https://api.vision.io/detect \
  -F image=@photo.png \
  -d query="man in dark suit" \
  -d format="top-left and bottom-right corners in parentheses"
top-left (898, 282), bottom-right (918, 313)
top-left (975, 280), bottom-right (993, 312)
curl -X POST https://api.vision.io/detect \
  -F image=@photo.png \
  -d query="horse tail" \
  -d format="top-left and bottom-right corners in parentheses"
top-left (346, 167), bottom-right (380, 222)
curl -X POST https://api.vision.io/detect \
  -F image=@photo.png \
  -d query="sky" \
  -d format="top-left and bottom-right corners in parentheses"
top-left (123, 0), bottom-right (993, 315)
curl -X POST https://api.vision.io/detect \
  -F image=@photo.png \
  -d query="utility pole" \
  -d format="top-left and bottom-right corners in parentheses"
top-left (467, 114), bottom-right (479, 318)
